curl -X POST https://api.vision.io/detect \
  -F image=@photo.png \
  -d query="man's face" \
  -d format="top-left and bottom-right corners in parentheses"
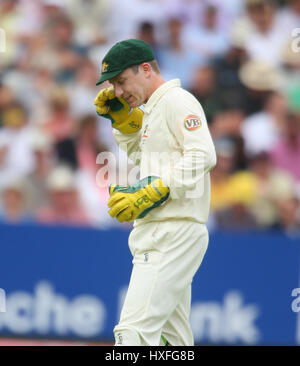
top-left (109, 66), bottom-right (148, 108)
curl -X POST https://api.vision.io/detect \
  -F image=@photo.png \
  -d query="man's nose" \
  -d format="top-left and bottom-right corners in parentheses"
top-left (114, 84), bottom-right (123, 98)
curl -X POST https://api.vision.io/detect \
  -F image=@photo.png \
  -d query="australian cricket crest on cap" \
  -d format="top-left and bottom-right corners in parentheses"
top-left (184, 115), bottom-right (202, 131)
top-left (102, 61), bottom-right (109, 73)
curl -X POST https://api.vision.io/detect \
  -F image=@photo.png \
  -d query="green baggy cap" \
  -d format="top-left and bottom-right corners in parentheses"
top-left (96, 39), bottom-right (155, 85)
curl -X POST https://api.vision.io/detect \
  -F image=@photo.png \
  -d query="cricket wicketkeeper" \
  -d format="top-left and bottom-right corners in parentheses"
top-left (94, 39), bottom-right (216, 346)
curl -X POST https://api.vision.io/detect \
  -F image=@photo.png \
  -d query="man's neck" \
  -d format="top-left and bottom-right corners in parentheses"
top-left (145, 76), bottom-right (165, 102)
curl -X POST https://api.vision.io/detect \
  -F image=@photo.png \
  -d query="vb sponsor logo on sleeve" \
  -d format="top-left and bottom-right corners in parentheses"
top-left (184, 115), bottom-right (202, 131)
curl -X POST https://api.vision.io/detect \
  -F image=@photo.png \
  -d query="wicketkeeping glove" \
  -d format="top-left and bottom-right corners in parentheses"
top-left (108, 176), bottom-right (170, 222)
top-left (94, 86), bottom-right (143, 134)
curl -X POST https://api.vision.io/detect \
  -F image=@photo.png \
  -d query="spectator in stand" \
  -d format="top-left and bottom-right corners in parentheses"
top-left (277, 0), bottom-right (300, 34)
top-left (0, 85), bottom-right (14, 127)
top-left (64, 0), bottom-right (112, 48)
top-left (75, 115), bottom-right (108, 176)
top-left (210, 137), bottom-right (257, 212)
top-left (41, 0), bottom-right (66, 22)
top-left (50, 15), bottom-right (85, 83)
top-left (36, 165), bottom-right (90, 227)
top-left (136, 21), bottom-right (156, 47)
top-left (24, 129), bottom-right (54, 214)
top-left (270, 111), bottom-right (300, 183)
top-left (273, 196), bottom-right (300, 235)
top-left (210, 137), bottom-right (258, 230)
top-left (42, 88), bottom-right (78, 169)
top-left (210, 109), bottom-right (245, 141)
top-left (29, 12), bottom-right (83, 84)
top-left (243, 0), bottom-right (288, 67)
top-left (214, 201), bottom-right (259, 231)
top-left (210, 109), bottom-right (247, 170)
top-left (107, 0), bottom-right (166, 44)
top-left (16, 0), bottom-right (44, 38)
top-left (28, 67), bottom-right (57, 126)
top-left (162, 0), bottom-right (203, 25)
top-left (229, 0), bottom-right (257, 51)
top-left (238, 59), bottom-right (284, 115)
top-left (189, 65), bottom-right (225, 124)
top-left (43, 88), bottom-right (74, 143)
top-left (158, 17), bottom-right (202, 89)
top-left (241, 91), bottom-right (288, 157)
top-left (74, 115), bottom-right (112, 228)
top-left (248, 151), bottom-right (297, 228)
top-left (163, 0), bottom-right (243, 31)
top-left (212, 30), bottom-right (249, 111)
top-left (136, 21), bottom-right (160, 62)
top-left (1, 48), bottom-right (42, 113)
top-left (0, 180), bottom-right (32, 224)
top-left (0, 102), bottom-right (35, 189)
top-left (0, 0), bottom-right (24, 68)
top-left (68, 57), bottom-right (100, 118)
top-left (182, 4), bottom-right (229, 63)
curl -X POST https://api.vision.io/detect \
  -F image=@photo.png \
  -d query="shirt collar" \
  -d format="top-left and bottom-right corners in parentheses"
top-left (144, 79), bottom-right (181, 114)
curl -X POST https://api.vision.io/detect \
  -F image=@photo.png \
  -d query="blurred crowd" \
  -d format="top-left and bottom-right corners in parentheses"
top-left (0, 0), bottom-right (299, 234)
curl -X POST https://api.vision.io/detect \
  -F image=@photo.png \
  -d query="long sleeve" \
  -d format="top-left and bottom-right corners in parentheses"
top-left (164, 89), bottom-right (216, 199)
top-left (113, 129), bottom-right (142, 167)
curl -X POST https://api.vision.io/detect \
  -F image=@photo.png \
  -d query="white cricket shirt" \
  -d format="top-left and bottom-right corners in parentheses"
top-left (113, 79), bottom-right (216, 225)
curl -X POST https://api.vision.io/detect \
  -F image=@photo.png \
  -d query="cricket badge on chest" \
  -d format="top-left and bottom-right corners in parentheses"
top-left (184, 115), bottom-right (202, 131)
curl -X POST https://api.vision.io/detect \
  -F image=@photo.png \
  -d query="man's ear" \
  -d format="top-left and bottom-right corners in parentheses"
top-left (141, 63), bottom-right (152, 77)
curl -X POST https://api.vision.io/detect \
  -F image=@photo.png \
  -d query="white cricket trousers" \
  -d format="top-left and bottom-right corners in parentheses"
top-left (113, 219), bottom-right (209, 346)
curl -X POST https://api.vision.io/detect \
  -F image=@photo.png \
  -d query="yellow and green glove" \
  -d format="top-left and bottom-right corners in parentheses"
top-left (94, 86), bottom-right (143, 134)
top-left (108, 176), bottom-right (170, 222)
